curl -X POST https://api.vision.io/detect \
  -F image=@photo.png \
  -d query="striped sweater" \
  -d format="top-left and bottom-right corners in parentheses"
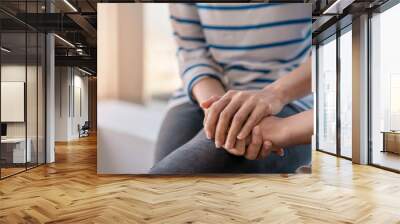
top-left (169, 3), bottom-right (313, 109)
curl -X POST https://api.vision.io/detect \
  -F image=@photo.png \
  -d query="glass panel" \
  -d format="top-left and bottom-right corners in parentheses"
top-left (1, 30), bottom-right (27, 177)
top-left (317, 37), bottom-right (337, 154)
top-left (0, 1), bottom-right (46, 178)
top-left (38, 32), bottom-right (45, 165)
top-left (339, 29), bottom-right (352, 158)
top-left (37, 0), bottom-right (46, 165)
top-left (371, 3), bottom-right (400, 171)
top-left (26, 0), bottom-right (39, 169)
top-left (27, 31), bottom-right (38, 169)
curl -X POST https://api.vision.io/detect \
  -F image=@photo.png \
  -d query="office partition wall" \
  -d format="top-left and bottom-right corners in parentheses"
top-left (339, 28), bottom-right (352, 159)
top-left (316, 23), bottom-right (353, 159)
top-left (315, 0), bottom-right (400, 172)
top-left (317, 36), bottom-right (337, 155)
top-left (370, 2), bottom-right (400, 172)
top-left (0, 1), bottom-right (47, 179)
top-left (0, 30), bottom-right (28, 177)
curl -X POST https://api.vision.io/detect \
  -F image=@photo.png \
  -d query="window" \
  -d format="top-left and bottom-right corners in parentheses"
top-left (370, 2), bottom-right (400, 171)
top-left (316, 27), bottom-right (352, 159)
top-left (317, 37), bottom-right (337, 154)
top-left (339, 29), bottom-right (352, 158)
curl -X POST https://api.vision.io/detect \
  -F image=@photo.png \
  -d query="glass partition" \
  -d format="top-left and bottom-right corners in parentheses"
top-left (26, 0), bottom-right (45, 169)
top-left (27, 31), bottom-right (38, 169)
top-left (37, 32), bottom-right (45, 165)
top-left (317, 36), bottom-right (337, 154)
top-left (339, 29), bottom-right (352, 158)
top-left (1, 30), bottom-right (28, 177)
top-left (0, 1), bottom-right (46, 179)
top-left (370, 3), bottom-right (400, 171)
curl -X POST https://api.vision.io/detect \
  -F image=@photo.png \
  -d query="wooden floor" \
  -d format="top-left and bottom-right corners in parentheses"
top-left (1, 135), bottom-right (400, 224)
top-left (372, 150), bottom-right (400, 171)
top-left (1, 167), bottom-right (26, 178)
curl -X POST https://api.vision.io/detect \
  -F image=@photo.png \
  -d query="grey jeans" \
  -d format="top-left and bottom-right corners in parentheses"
top-left (149, 103), bottom-right (311, 174)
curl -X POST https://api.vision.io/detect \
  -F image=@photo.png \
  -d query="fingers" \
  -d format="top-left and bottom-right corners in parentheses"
top-left (228, 138), bottom-right (246, 156)
top-left (237, 105), bottom-right (268, 140)
top-left (258, 141), bottom-right (285, 159)
top-left (244, 126), bottom-right (262, 160)
top-left (214, 99), bottom-right (242, 148)
top-left (202, 96), bottom-right (221, 127)
top-left (259, 141), bottom-right (273, 159)
top-left (204, 95), bottom-right (231, 139)
top-left (224, 101), bottom-right (255, 149)
top-left (203, 109), bottom-right (209, 127)
top-left (200, 95), bottom-right (221, 109)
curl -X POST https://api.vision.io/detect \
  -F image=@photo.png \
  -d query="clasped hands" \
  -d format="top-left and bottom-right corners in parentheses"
top-left (200, 88), bottom-right (289, 160)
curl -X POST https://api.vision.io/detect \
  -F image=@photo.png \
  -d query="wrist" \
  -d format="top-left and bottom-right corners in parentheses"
top-left (261, 84), bottom-right (288, 115)
top-left (193, 77), bottom-right (225, 105)
top-left (198, 93), bottom-right (223, 106)
top-left (278, 118), bottom-right (294, 148)
top-left (281, 110), bottom-right (313, 146)
top-left (263, 83), bottom-right (289, 106)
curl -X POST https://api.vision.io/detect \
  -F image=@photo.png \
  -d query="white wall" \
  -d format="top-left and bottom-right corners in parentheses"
top-left (1, 65), bottom-right (38, 138)
top-left (55, 67), bottom-right (89, 141)
top-left (1, 65), bottom-right (26, 131)
top-left (55, 67), bottom-right (69, 141)
top-left (1, 82), bottom-right (25, 122)
top-left (74, 73), bottom-right (89, 138)
top-left (1, 64), bottom-right (47, 164)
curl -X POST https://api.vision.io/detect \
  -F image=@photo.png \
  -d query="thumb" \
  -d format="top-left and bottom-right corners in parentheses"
top-left (200, 95), bottom-right (221, 109)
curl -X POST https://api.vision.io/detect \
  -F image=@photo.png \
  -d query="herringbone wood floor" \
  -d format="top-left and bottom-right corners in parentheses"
top-left (1, 135), bottom-right (400, 224)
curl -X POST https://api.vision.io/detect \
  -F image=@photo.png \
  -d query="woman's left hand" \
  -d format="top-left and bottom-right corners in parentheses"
top-left (201, 87), bottom-right (286, 150)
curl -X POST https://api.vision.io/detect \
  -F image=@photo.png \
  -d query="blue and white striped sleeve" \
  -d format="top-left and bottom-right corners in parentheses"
top-left (169, 3), bottom-right (226, 104)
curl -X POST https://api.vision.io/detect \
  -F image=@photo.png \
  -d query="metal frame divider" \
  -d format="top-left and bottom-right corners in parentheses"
top-left (315, 18), bottom-right (353, 162)
top-left (367, 0), bottom-right (400, 173)
top-left (0, 22), bottom-right (2, 179)
top-left (315, 32), bottom-right (340, 157)
top-left (336, 18), bottom-right (342, 158)
top-left (0, 0), bottom-right (48, 180)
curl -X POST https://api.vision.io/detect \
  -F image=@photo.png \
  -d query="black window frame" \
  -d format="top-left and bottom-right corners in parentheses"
top-left (315, 15), bottom-right (353, 161)
top-left (0, 0), bottom-right (48, 180)
top-left (367, 0), bottom-right (400, 173)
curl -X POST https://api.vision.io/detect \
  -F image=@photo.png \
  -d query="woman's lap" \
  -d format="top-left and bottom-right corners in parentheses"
top-left (150, 102), bottom-right (311, 174)
top-left (153, 103), bottom-right (204, 163)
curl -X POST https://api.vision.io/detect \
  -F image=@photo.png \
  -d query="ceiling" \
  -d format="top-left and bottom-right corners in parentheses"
top-left (0, 0), bottom-right (98, 73)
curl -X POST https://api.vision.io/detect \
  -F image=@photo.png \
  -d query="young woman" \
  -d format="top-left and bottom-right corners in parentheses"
top-left (149, 3), bottom-right (313, 174)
